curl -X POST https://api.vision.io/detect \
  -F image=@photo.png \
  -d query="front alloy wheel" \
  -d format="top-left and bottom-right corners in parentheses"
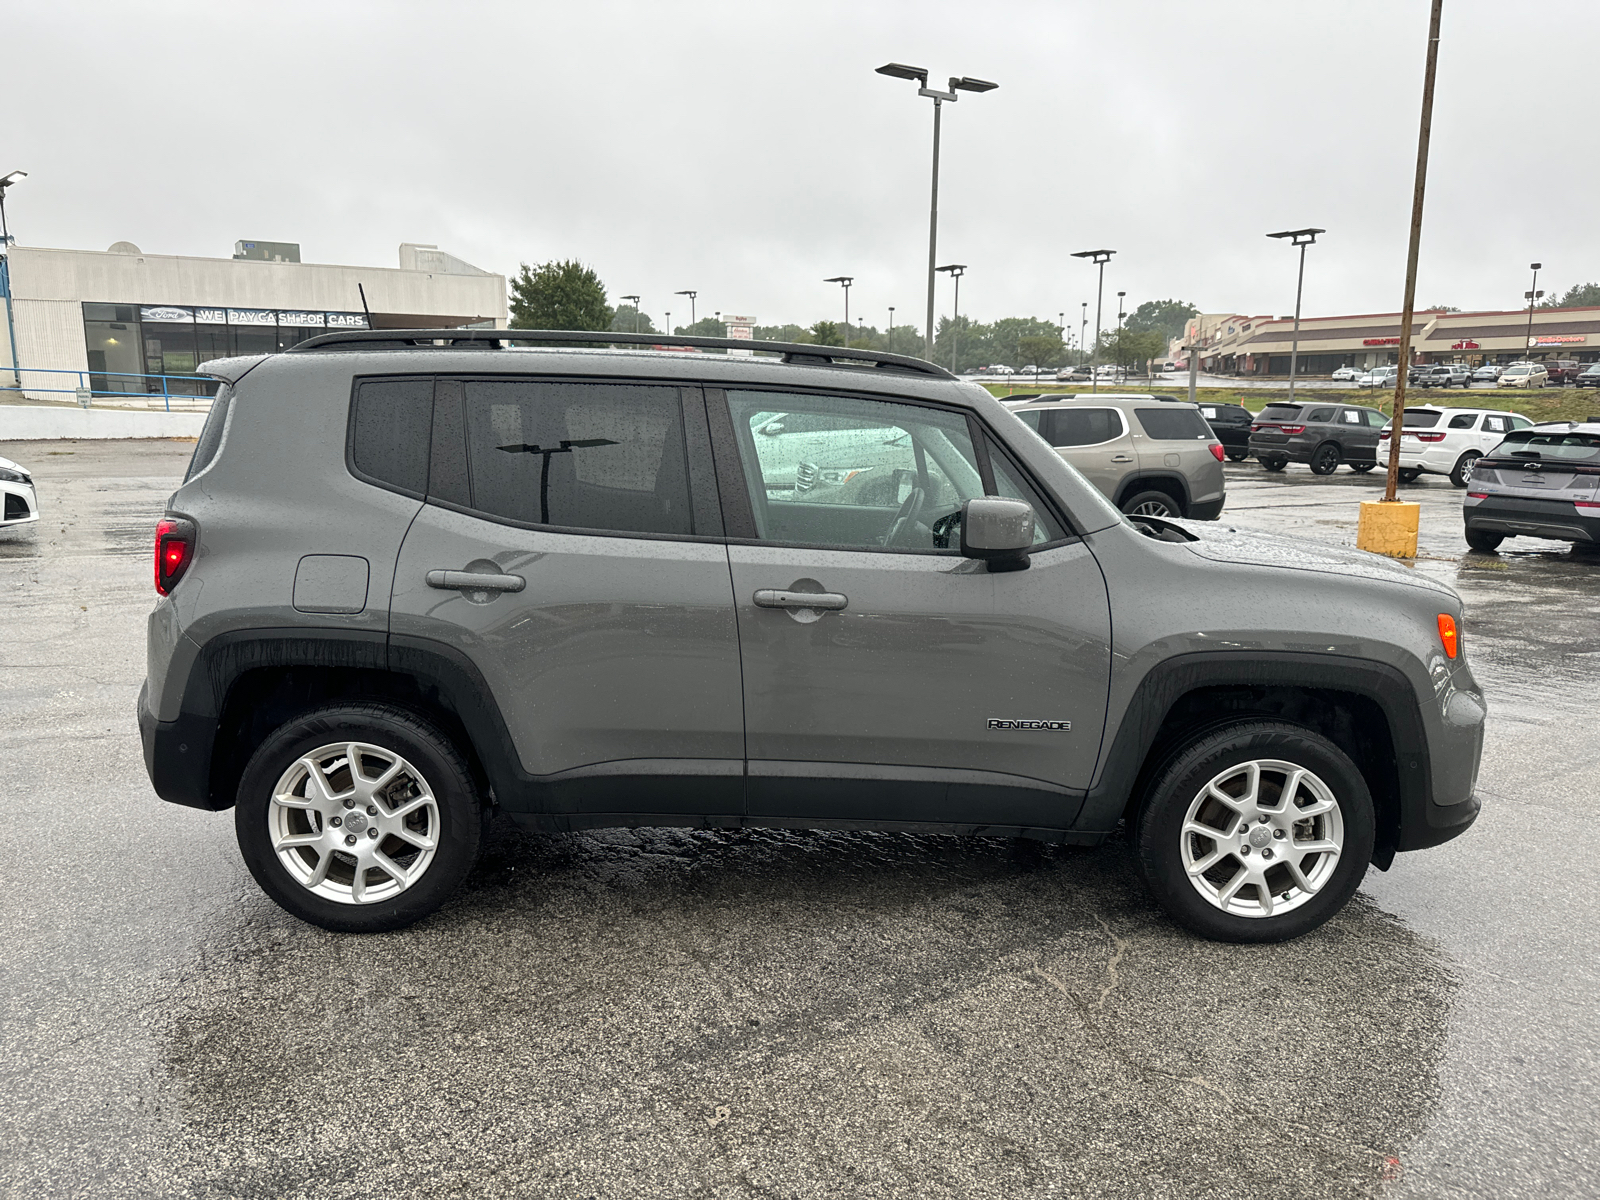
top-left (1136, 721), bottom-right (1374, 942)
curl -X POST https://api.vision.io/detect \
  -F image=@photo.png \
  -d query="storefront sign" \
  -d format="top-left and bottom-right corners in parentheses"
top-left (228, 308), bottom-right (277, 326)
top-left (720, 314), bottom-right (755, 326)
top-left (1363, 337), bottom-right (1401, 346)
top-left (279, 310), bottom-right (326, 327)
top-left (1531, 334), bottom-right (1587, 345)
top-left (194, 307), bottom-right (228, 325)
top-left (140, 306), bottom-right (193, 323)
top-left (1451, 339), bottom-right (1480, 350)
top-left (325, 312), bottom-right (369, 328)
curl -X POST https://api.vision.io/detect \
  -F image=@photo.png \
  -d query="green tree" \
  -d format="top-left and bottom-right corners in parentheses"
top-left (679, 316), bottom-right (727, 339)
top-left (1540, 283), bottom-right (1600, 309)
top-left (809, 320), bottom-right (844, 346)
top-left (1125, 299), bottom-right (1199, 341)
top-left (1104, 328), bottom-right (1166, 374)
top-left (609, 304), bottom-right (658, 335)
top-left (509, 260), bottom-right (612, 330)
top-left (1422, 304), bottom-right (1462, 313)
top-left (1018, 334), bottom-right (1065, 369)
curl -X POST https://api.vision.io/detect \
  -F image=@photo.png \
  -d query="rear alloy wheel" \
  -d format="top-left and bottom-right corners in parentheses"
top-left (1465, 528), bottom-right (1505, 553)
top-left (1450, 451), bottom-right (1481, 488)
top-left (1261, 457), bottom-right (1287, 473)
top-left (235, 704), bottom-right (490, 932)
top-left (1136, 722), bottom-right (1375, 942)
top-left (1121, 490), bottom-right (1181, 519)
top-left (1309, 443), bottom-right (1342, 475)
top-left (1398, 467), bottom-right (1423, 484)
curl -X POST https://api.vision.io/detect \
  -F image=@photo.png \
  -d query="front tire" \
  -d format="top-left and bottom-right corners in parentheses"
top-left (235, 703), bottom-right (490, 933)
top-left (1135, 722), bottom-right (1375, 943)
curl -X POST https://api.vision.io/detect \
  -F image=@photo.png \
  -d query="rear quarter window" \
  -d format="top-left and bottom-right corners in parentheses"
top-left (350, 377), bottom-right (434, 497)
top-left (1134, 408), bottom-right (1211, 440)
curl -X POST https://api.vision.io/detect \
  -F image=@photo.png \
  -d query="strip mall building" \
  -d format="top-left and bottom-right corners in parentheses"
top-left (1182, 306), bottom-right (1600, 376)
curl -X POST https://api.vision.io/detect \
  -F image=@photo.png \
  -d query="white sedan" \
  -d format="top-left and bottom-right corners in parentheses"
top-left (1332, 366), bottom-right (1362, 382)
top-left (0, 455), bottom-right (39, 528)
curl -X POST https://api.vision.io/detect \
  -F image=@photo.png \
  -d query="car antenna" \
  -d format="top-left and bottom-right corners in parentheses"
top-left (357, 283), bottom-right (373, 329)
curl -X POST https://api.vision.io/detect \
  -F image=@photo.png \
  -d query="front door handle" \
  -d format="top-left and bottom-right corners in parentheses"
top-left (754, 588), bottom-right (848, 611)
top-left (426, 570), bottom-right (526, 593)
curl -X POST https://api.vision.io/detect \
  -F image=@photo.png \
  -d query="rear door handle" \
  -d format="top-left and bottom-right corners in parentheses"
top-left (754, 588), bottom-right (848, 611)
top-left (1111, 454), bottom-right (1134, 462)
top-left (426, 570), bottom-right (526, 593)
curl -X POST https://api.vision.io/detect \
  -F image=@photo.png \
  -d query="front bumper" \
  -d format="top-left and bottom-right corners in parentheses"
top-left (2, 482), bottom-right (39, 526)
top-left (1464, 495), bottom-right (1600, 543)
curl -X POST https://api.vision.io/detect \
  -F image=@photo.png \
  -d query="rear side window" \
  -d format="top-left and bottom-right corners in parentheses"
top-left (1305, 408), bottom-right (1335, 423)
top-left (1044, 407), bottom-right (1123, 446)
top-left (1134, 408), bottom-right (1211, 440)
top-left (461, 380), bottom-right (693, 536)
top-left (351, 378), bottom-right (433, 496)
top-left (185, 384), bottom-right (232, 482)
top-left (1448, 413), bottom-right (1478, 429)
top-left (1259, 404), bottom-right (1302, 421)
top-left (1402, 410), bottom-right (1442, 428)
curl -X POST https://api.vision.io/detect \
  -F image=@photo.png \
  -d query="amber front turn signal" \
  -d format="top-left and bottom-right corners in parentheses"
top-left (1437, 613), bottom-right (1458, 659)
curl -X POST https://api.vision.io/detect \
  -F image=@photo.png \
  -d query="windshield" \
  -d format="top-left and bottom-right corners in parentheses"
top-left (1401, 410), bottom-right (1442, 428)
top-left (1491, 430), bottom-right (1600, 461)
top-left (1504, 366), bottom-right (1530, 376)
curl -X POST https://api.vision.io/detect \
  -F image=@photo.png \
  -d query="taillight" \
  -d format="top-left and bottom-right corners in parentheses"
top-left (1417, 432), bottom-right (1446, 442)
top-left (1250, 423), bottom-right (1263, 432)
top-left (1278, 424), bottom-right (1305, 435)
top-left (155, 516), bottom-right (197, 596)
top-left (1436, 614), bottom-right (1458, 659)
top-left (1208, 443), bottom-right (1225, 461)
top-left (1379, 430), bottom-right (1391, 440)
top-left (1467, 492), bottom-right (1488, 499)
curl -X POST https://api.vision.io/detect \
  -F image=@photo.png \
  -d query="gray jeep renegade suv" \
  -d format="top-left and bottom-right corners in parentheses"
top-left (139, 330), bottom-right (1485, 942)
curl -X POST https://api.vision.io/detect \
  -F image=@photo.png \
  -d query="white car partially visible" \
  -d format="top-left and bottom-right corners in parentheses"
top-left (1377, 406), bottom-right (1533, 486)
top-left (1332, 366), bottom-right (1362, 382)
top-left (0, 455), bottom-right (39, 528)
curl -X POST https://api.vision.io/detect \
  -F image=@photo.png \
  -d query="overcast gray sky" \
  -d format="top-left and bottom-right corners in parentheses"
top-left (11, 0), bottom-right (1598, 330)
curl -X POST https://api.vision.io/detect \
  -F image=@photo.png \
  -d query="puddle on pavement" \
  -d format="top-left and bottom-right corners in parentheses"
top-left (136, 827), bottom-right (1457, 1198)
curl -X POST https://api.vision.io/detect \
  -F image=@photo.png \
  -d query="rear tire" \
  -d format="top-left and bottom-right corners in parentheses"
top-left (1261, 457), bottom-right (1287, 473)
top-left (235, 703), bottom-right (490, 933)
top-left (1450, 451), bottom-right (1481, 488)
top-left (1309, 443), bottom-right (1342, 475)
top-left (1227, 450), bottom-right (1249, 462)
top-left (1135, 721), bottom-right (1375, 943)
top-left (1349, 462), bottom-right (1376, 473)
top-left (1398, 467), bottom-right (1423, 484)
top-left (1465, 529), bottom-right (1504, 553)
top-left (1121, 489), bottom-right (1181, 518)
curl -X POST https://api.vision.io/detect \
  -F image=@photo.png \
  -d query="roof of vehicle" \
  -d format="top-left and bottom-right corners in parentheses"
top-left (1005, 393), bottom-right (1201, 409)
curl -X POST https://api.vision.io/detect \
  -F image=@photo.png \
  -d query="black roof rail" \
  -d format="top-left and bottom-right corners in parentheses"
top-left (287, 328), bottom-right (955, 379)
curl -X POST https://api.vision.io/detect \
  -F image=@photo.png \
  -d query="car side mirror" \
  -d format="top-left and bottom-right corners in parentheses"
top-left (959, 497), bottom-right (1034, 572)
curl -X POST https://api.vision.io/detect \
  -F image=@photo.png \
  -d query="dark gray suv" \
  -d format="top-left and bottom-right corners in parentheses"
top-left (1250, 401), bottom-right (1388, 475)
top-left (139, 331), bottom-right (1484, 943)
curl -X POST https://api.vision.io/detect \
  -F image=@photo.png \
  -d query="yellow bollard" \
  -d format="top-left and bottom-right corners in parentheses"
top-left (1357, 500), bottom-right (1420, 558)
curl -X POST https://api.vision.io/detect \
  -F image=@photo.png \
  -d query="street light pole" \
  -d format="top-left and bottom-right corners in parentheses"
top-left (1266, 227), bottom-right (1325, 406)
top-left (888, 305), bottom-right (895, 345)
top-left (674, 290), bottom-right (697, 329)
top-left (824, 276), bottom-right (853, 347)
top-left (620, 294), bottom-right (641, 335)
top-left (1524, 262), bottom-right (1543, 360)
top-left (0, 170), bottom-right (27, 389)
top-left (1072, 250), bottom-right (1115, 393)
top-left (1080, 302), bottom-right (1088, 369)
top-left (876, 63), bottom-right (997, 361)
top-left (935, 264), bottom-right (966, 373)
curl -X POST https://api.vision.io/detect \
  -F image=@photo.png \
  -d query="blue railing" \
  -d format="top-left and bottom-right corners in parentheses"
top-left (1, 366), bottom-right (220, 412)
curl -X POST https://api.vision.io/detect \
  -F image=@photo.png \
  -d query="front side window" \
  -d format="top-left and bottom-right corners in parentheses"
top-left (1340, 410), bottom-right (1362, 425)
top-left (1044, 407), bottom-right (1124, 447)
top-left (725, 390), bottom-right (1061, 551)
top-left (1481, 415), bottom-right (1509, 434)
top-left (1365, 410), bottom-right (1388, 427)
top-left (459, 380), bottom-right (694, 536)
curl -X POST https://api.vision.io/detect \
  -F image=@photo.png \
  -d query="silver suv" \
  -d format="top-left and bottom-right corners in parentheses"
top-left (1007, 394), bottom-right (1226, 519)
top-left (139, 331), bottom-right (1485, 942)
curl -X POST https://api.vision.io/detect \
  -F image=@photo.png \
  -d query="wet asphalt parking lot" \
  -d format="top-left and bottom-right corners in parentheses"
top-left (0, 440), bottom-right (1595, 1199)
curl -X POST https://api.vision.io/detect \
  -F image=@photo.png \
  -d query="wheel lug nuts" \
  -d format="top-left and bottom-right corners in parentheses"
top-left (345, 834), bottom-right (357, 846)
top-left (367, 828), bottom-right (379, 839)
top-left (1262, 848), bottom-right (1274, 860)
top-left (1273, 829), bottom-right (1285, 839)
top-left (366, 806), bottom-right (377, 816)
top-left (1240, 845), bottom-right (1251, 856)
top-left (343, 798), bottom-right (355, 810)
top-left (330, 816), bottom-right (342, 827)
top-left (1259, 816), bottom-right (1270, 824)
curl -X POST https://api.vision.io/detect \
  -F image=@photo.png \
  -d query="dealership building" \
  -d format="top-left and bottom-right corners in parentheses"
top-left (0, 239), bottom-right (506, 401)
top-left (1183, 305), bottom-right (1600, 376)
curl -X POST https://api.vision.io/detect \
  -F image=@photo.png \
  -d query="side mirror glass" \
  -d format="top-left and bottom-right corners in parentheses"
top-left (959, 497), bottom-right (1034, 572)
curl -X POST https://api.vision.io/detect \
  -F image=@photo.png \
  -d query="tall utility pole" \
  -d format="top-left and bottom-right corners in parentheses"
top-left (875, 63), bottom-right (997, 361)
top-left (1381, 0), bottom-right (1444, 507)
top-left (0, 170), bottom-right (27, 389)
top-left (674, 290), bottom-right (698, 328)
top-left (936, 264), bottom-right (967, 373)
top-left (1080, 302), bottom-right (1088, 368)
top-left (1523, 263), bottom-right (1543, 360)
top-left (620, 294), bottom-right (641, 334)
top-left (1072, 250), bottom-right (1115, 393)
top-left (888, 305), bottom-right (895, 345)
top-left (1266, 227), bottom-right (1326, 406)
top-left (824, 276), bottom-right (853, 346)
